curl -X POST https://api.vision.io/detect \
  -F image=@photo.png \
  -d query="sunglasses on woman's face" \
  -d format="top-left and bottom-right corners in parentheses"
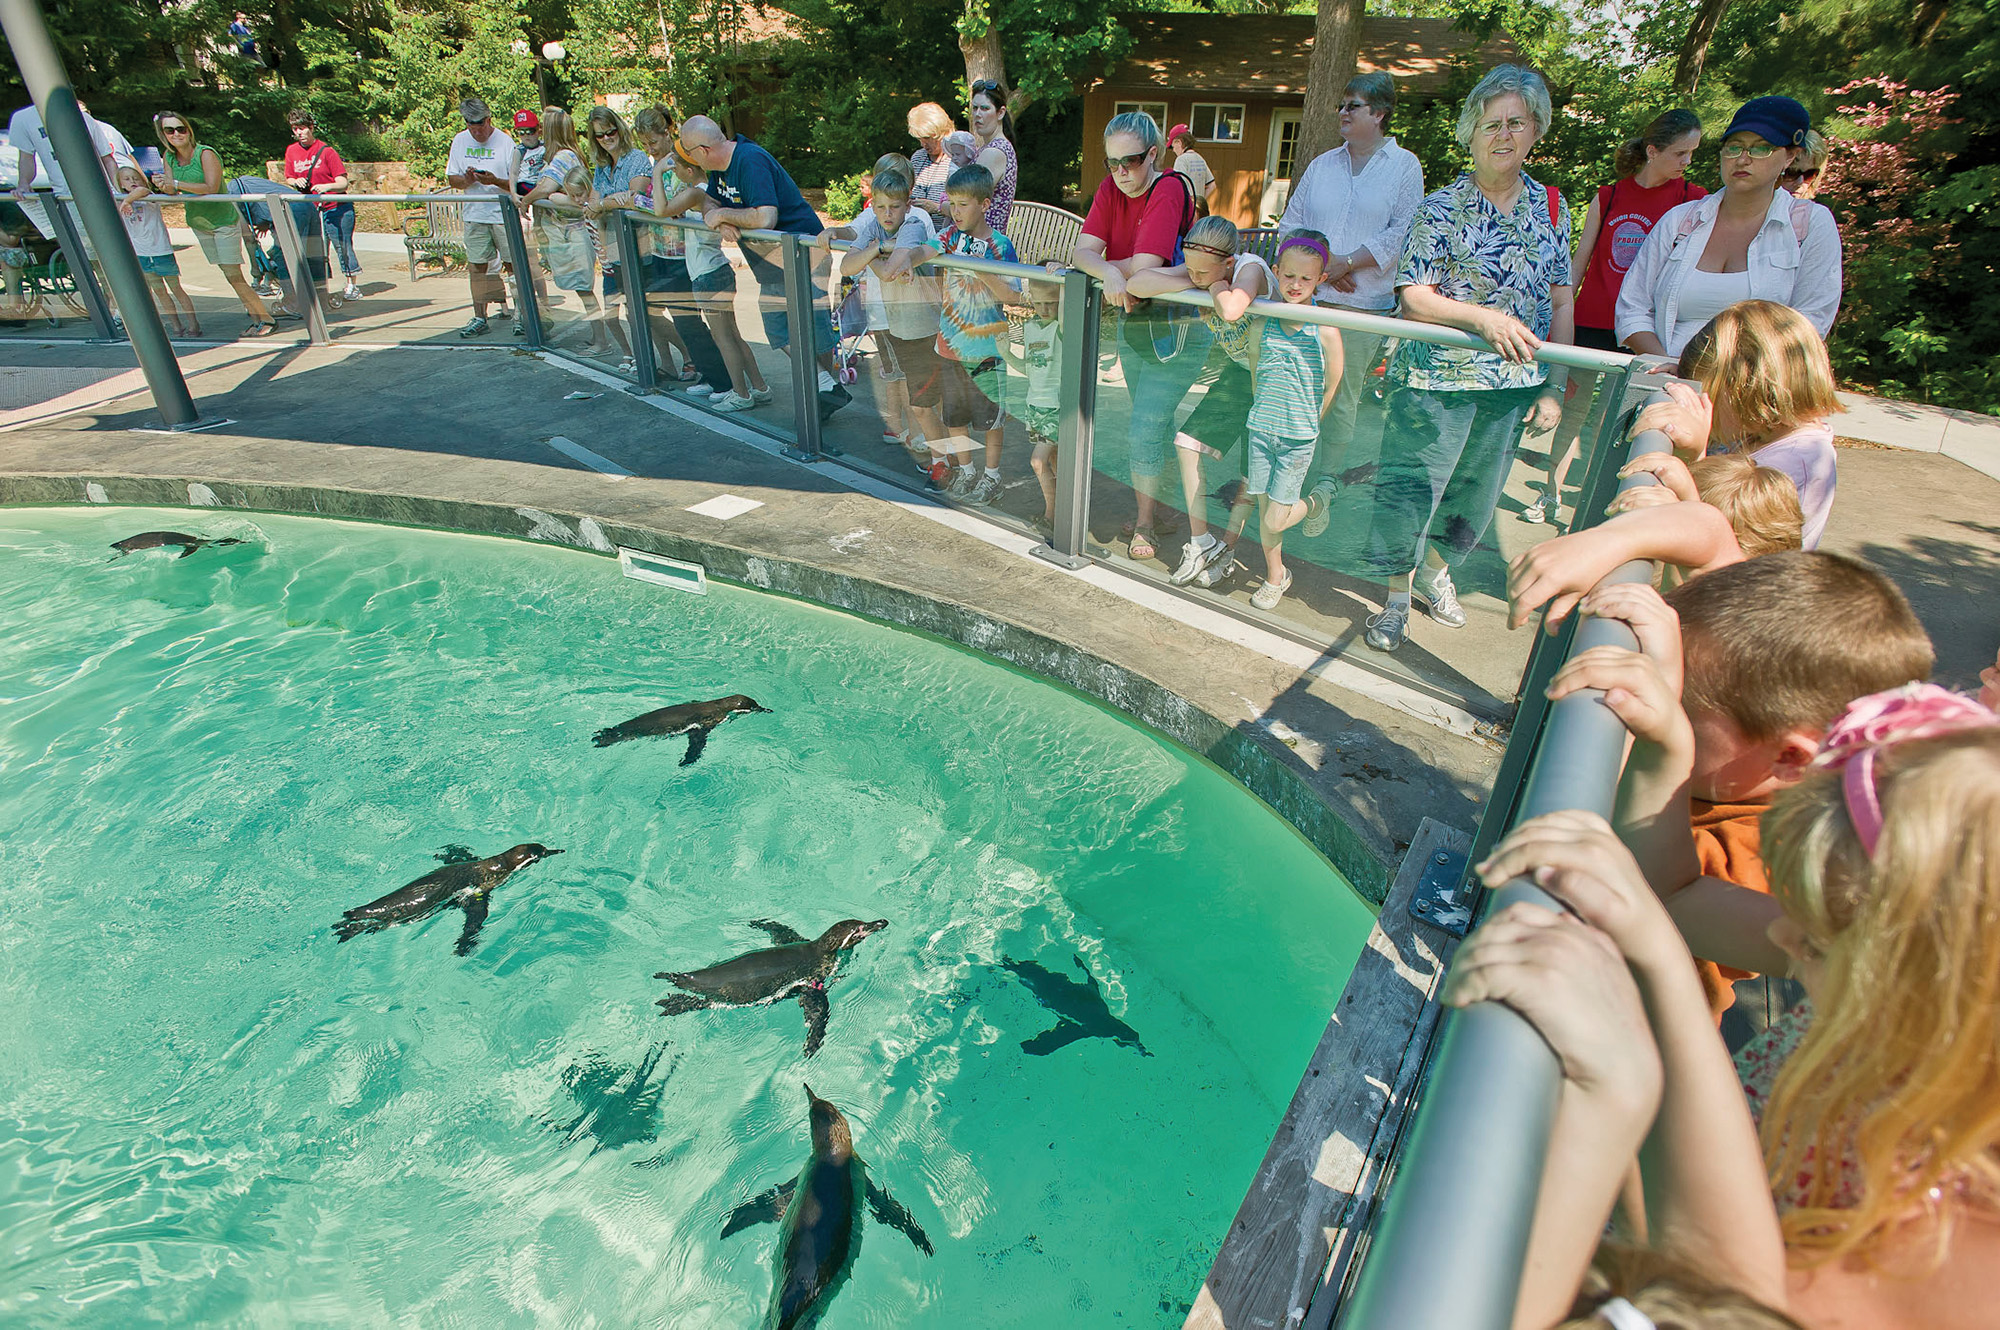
top-left (1105, 149), bottom-right (1151, 174)
top-left (595, 128), bottom-right (620, 140)
top-left (161, 124), bottom-right (189, 135)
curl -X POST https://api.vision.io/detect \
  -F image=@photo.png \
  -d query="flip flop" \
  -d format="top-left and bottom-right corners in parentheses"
top-left (243, 321), bottom-right (275, 338)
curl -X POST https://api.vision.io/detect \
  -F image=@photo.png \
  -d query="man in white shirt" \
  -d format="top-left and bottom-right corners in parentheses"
top-left (444, 97), bottom-right (519, 337)
top-left (1277, 73), bottom-right (1426, 527)
top-left (7, 102), bottom-right (118, 240)
top-left (1167, 125), bottom-right (1214, 216)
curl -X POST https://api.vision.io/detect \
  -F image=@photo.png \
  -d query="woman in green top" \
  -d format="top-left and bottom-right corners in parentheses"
top-left (151, 111), bottom-right (275, 336)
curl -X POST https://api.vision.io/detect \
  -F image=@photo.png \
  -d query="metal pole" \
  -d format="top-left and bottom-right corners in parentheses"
top-left (1, 0), bottom-right (197, 425)
top-left (265, 196), bottom-right (327, 344)
top-left (39, 193), bottom-right (114, 337)
top-left (780, 231), bottom-right (823, 461)
top-left (501, 195), bottom-right (543, 350)
top-left (1033, 267), bottom-right (1098, 569)
top-left (1339, 397), bottom-right (1675, 1330)
top-left (614, 211), bottom-right (655, 390)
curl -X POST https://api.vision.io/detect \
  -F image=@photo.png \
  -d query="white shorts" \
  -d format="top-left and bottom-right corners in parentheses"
top-left (194, 224), bottom-right (244, 267)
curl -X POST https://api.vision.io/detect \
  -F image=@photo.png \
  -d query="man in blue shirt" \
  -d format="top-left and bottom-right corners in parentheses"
top-left (676, 115), bottom-right (848, 419)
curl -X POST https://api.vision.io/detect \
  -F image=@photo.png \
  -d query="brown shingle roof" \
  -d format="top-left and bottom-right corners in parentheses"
top-left (1100, 13), bottom-right (1523, 96)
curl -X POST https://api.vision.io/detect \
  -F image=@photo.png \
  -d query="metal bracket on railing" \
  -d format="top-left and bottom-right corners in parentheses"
top-left (1035, 266), bottom-right (1098, 569)
top-left (501, 197), bottom-right (544, 351)
top-left (1405, 847), bottom-right (1472, 936)
top-left (39, 195), bottom-right (116, 339)
top-left (614, 211), bottom-right (657, 392)
top-left (265, 196), bottom-right (328, 344)
top-left (780, 231), bottom-right (826, 462)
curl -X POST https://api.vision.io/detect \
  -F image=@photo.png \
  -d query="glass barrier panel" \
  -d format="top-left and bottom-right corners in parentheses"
top-left (526, 201), bottom-right (635, 378)
top-left (1090, 296), bottom-right (1580, 714)
top-left (304, 193), bottom-right (494, 347)
top-left (0, 195), bottom-right (105, 342)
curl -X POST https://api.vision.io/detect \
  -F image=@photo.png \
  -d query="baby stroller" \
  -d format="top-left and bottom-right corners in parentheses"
top-left (830, 272), bottom-right (866, 386)
top-left (229, 177), bottom-right (328, 293)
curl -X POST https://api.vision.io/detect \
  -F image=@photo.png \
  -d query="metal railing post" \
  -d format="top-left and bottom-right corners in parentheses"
top-left (780, 231), bottom-right (824, 461)
top-left (265, 196), bottom-right (327, 344)
top-left (615, 211), bottom-right (655, 389)
top-left (1034, 267), bottom-right (1099, 568)
top-left (1338, 392), bottom-right (1676, 1330)
top-left (501, 196), bottom-right (543, 350)
top-left (1, 0), bottom-right (198, 425)
top-left (40, 194), bottom-right (115, 338)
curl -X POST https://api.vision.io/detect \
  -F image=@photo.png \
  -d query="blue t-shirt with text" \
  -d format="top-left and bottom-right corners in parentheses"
top-left (703, 137), bottom-right (821, 236)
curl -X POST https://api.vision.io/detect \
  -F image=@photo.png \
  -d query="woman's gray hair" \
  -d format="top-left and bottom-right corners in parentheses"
top-left (1104, 111), bottom-right (1162, 152)
top-left (1345, 72), bottom-right (1397, 121)
top-left (1455, 64), bottom-right (1553, 149)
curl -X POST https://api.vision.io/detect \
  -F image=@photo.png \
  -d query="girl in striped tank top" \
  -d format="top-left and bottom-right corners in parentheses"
top-left (1245, 231), bottom-right (1345, 610)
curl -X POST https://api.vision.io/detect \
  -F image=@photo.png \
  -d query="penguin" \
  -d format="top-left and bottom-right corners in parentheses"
top-left (333, 843), bottom-right (563, 955)
top-left (654, 919), bottom-right (886, 1058)
top-left (722, 1084), bottom-right (932, 1330)
top-left (110, 531), bottom-right (245, 559)
top-left (1001, 953), bottom-right (1152, 1057)
top-left (592, 694), bottom-right (771, 766)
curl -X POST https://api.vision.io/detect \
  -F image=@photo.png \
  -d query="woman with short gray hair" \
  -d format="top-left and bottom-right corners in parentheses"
top-left (1359, 63), bottom-right (1575, 652)
top-left (1278, 70), bottom-right (1425, 532)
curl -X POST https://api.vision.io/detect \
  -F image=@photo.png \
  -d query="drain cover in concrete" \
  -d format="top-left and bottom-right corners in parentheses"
top-left (684, 494), bottom-right (764, 521)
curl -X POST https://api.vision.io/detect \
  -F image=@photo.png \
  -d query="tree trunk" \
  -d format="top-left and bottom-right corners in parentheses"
top-left (1293, 0), bottom-right (1364, 179)
top-left (1673, 0), bottom-right (1732, 95)
top-left (959, 0), bottom-right (1028, 113)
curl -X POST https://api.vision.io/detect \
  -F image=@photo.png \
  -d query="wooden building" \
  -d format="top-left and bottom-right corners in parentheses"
top-left (1081, 14), bottom-right (1521, 226)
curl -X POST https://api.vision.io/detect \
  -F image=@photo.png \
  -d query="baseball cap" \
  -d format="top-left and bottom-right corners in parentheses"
top-left (1168, 123), bottom-right (1192, 143)
top-left (513, 109), bottom-right (540, 131)
top-left (1722, 96), bottom-right (1809, 148)
top-left (460, 97), bottom-right (492, 124)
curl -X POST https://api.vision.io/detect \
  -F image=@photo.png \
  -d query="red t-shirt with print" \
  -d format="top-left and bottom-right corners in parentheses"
top-left (284, 139), bottom-right (347, 210)
top-left (1574, 174), bottom-right (1706, 331)
top-left (1080, 173), bottom-right (1188, 264)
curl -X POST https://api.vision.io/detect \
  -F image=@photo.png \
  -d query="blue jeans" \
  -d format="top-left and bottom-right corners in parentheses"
top-left (320, 201), bottom-right (360, 278)
top-left (1363, 383), bottom-right (1542, 579)
top-left (1116, 311), bottom-right (1217, 480)
top-left (736, 240), bottom-right (836, 357)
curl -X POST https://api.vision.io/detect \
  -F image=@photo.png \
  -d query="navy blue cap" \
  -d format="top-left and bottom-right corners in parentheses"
top-left (1723, 96), bottom-right (1810, 148)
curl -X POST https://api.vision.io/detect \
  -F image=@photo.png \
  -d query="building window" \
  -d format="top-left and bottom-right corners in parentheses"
top-left (1189, 103), bottom-right (1246, 143)
top-left (1272, 115), bottom-right (1303, 180)
top-left (1112, 102), bottom-right (1169, 136)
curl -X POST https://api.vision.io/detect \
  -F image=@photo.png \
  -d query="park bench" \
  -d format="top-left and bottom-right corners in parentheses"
top-left (402, 194), bottom-right (467, 281)
top-left (1006, 200), bottom-right (1085, 268)
top-left (1239, 227), bottom-right (1282, 266)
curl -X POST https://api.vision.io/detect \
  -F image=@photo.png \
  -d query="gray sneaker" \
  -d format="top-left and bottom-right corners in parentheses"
top-left (1519, 489), bottom-right (1561, 526)
top-left (947, 464), bottom-right (979, 499)
top-left (1301, 477), bottom-right (1337, 538)
top-left (968, 470), bottom-right (1004, 505)
top-left (1416, 564), bottom-right (1467, 628)
top-left (456, 316), bottom-right (489, 338)
top-left (1364, 600), bottom-right (1411, 651)
top-left (1193, 547), bottom-right (1239, 588)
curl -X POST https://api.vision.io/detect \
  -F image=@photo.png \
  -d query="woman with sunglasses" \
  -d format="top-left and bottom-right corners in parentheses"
top-left (966, 79), bottom-right (1017, 231)
top-left (583, 106), bottom-right (691, 376)
top-left (152, 111), bottom-right (273, 336)
top-left (1616, 96), bottom-right (1842, 358)
top-left (1072, 111), bottom-right (1209, 560)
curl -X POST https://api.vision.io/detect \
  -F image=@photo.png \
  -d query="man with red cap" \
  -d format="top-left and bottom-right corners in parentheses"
top-left (512, 109), bottom-right (545, 195)
top-left (1167, 123), bottom-right (1214, 216)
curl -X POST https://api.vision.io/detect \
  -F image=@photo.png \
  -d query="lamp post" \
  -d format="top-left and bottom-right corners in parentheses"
top-left (539, 41), bottom-right (567, 111)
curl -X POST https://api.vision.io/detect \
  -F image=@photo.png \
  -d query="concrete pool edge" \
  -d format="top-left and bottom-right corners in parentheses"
top-left (3, 473), bottom-right (1400, 904)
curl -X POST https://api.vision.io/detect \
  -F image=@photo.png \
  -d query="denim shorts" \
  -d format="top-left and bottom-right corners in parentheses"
top-left (690, 262), bottom-right (736, 296)
top-left (1246, 430), bottom-right (1316, 506)
top-left (138, 252), bottom-right (180, 278)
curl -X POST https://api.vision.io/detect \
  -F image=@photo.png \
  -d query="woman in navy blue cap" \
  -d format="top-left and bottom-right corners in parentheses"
top-left (1615, 95), bottom-right (1841, 358)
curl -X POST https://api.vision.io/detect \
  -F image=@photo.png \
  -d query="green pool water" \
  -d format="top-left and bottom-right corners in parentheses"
top-left (0, 507), bottom-right (1373, 1327)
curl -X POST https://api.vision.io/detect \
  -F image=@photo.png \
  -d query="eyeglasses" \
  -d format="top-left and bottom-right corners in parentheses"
top-left (1105, 150), bottom-right (1151, 173)
top-left (1338, 101), bottom-right (1372, 113)
top-left (1720, 141), bottom-right (1779, 159)
top-left (465, 118), bottom-right (490, 127)
top-left (160, 124), bottom-right (189, 135)
top-left (1477, 117), bottom-right (1531, 139)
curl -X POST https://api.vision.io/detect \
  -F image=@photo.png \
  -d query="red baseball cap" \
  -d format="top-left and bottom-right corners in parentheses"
top-left (1168, 123), bottom-right (1192, 143)
top-left (513, 109), bottom-right (541, 131)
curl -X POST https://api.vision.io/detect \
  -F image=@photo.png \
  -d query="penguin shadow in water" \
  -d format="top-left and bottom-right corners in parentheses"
top-left (542, 1040), bottom-right (682, 1164)
top-left (722, 1085), bottom-right (933, 1330)
top-left (999, 953), bottom-right (1152, 1058)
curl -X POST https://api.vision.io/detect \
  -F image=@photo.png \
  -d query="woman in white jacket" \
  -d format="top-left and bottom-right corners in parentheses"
top-left (1616, 96), bottom-right (1841, 357)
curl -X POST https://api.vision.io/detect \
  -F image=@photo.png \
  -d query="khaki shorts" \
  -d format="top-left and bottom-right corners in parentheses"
top-left (194, 224), bottom-right (244, 267)
top-left (464, 221), bottom-right (506, 266)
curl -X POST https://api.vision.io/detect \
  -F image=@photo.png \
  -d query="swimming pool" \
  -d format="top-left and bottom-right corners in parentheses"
top-left (0, 507), bottom-right (1373, 1326)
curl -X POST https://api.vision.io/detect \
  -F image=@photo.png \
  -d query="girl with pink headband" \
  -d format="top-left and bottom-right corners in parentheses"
top-left (1470, 682), bottom-right (2000, 1327)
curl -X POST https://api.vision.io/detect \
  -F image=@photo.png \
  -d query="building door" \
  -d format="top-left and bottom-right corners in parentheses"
top-left (1259, 110), bottom-right (1303, 223)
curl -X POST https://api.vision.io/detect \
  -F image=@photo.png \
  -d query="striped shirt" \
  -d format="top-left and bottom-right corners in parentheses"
top-left (1248, 315), bottom-right (1325, 439)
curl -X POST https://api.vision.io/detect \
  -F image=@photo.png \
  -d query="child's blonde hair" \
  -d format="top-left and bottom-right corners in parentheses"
top-left (1553, 1245), bottom-right (1804, 1328)
top-left (117, 164), bottom-right (149, 190)
top-left (872, 152), bottom-right (915, 190)
top-left (1689, 454), bottom-right (1804, 558)
top-left (1676, 300), bottom-right (1840, 446)
top-left (1760, 726), bottom-right (2000, 1268)
top-left (561, 164), bottom-right (592, 199)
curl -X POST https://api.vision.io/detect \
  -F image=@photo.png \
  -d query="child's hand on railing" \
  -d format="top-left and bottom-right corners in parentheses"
top-left (1507, 525), bottom-right (1621, 629)
top-left (1631, 381), bottom-right (1713, 459)
top-left (1617, 451), bottom-right (1699, 503)
top-left (1575, 582), bottom-right (1683, 694)
top-left (1545, 644), bottom-right (1691, 762)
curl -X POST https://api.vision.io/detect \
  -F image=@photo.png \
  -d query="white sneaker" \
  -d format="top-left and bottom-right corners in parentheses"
top-left (749, 385), bottom-right (774, 404)
top-left (946, 465), bottom-right (979, 499)
top-left (969, 471), bottom-right (1004, 505)
top-left (685, 383), bottom-right (717, 398)
top-left (1301, 478), bottom-right (1336, 538)
top-left (817, 369), bottom-right (839, 393)
top-left (1169, 534), bottom-right (1225, 585)
top-left (342, 283), bottom-right (361, 301)
top-left (708, 391), bottom-right (755, 413)
top-left (1193, 547), bottom-right (1239, 589)
top-left (1416, 564), bottom-right (1467, 628)
top-left (1519, 489), bottom-right (1562, 528)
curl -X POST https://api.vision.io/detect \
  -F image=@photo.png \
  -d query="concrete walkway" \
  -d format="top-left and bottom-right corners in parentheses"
top-left (1836, 389), bottom-right (2000, 484)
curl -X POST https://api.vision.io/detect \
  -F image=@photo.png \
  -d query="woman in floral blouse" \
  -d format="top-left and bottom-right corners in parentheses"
top-left (1361, 64), bottom-right (1576, 653)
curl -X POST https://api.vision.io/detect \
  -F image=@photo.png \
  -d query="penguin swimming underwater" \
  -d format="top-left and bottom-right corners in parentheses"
top-left (333, 843), bottom-right (563, 955)
top-left (109, 531), bottom-right (245, 559)
top-left (722, 1084), bottom-right (932, 1330)
top-left (654, 919), bottom-right (886, 1058)
top-left (591, 694), bottom-right (771, 766)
